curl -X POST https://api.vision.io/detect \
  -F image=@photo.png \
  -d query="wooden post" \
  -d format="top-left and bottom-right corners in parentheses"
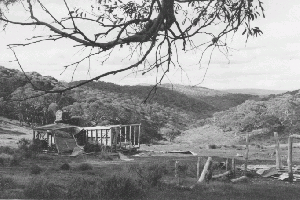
top-left (114, 128), bottom-right (117, 151)
top-left (138, 125), bottom-right (141, 147)
top-left (96, 129), bottom-right (98, 144)
top-left (197, 157), bottom-right (201, 179)
top-left (232, 158), bottom-right (236, 178)
top-left (125, 126), bottom-right (127, 149)
top-left (33, 131), bottom-right (36, 140)
top-left (133, 126), bottom-right (136, 146)
top-left (100, 130), bottom-right (103, 145)
top-left (244, 133), bottom-right (249, 174)
top-left (288, 136), bottom-right (293, 182)
top-left (47, 132), bottom-right (49, 148)
top-left (120, 126), bottom-right (122, 147)
top-left (106, 129), bottom-right (109, 147)
top-left (91, 130), bottom-right (93, 142)
top-left (197, 157), bottom-right (213, 183)
top-left (175, 160), bottom-right (179, 185)
top-left (225, 158), bottom-right (229, 171)
top-left (274, 132), bottom-right (282, 169)
top-left (129, 125), bottom-right (132, 145)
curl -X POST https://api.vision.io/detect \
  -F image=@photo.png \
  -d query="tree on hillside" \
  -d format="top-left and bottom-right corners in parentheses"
top-left (0, 0), bottom-right (264, 99)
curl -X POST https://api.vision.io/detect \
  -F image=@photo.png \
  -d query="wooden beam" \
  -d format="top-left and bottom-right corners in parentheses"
top-left (133, 126), bottom-right (136, 146)
top-left (106, 129), bottom-right (108, 146)
top-left (96, 129), bottom-right (98, 144)
top-left (288, 136), bottom-right (293, 182)
top-left (212, 171), bottom-right (231, 180)
top-left (274, 132), bottom-right (282, 169)
top-left (100, 130), bottom-right (103, 145)
top-left (130, 125), bottom-right (132, 145)
top-left (120, 127), bottom-right (122, 148)
top-left (232, 158), bottom-right (236, 178)
top-left (197, 157), bottom-right (213, 184)
top-left (289, 134), bottom-right (300, 139)
top-left (225, 158), bottom-right (229, 171)
top-left (231, 176), bottom-right (248, 183)
top-left (138, 125), bottom-right (141, 147)
top-left (125, 126), bottom-right (127, 149)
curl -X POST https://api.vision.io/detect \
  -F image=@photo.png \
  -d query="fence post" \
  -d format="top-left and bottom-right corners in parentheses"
top-left (288, 136), bottom-right (293, 182)
top-left (274, 132), bottom-right (282, 169)
top-left (244, 133), bottom-right (249, 174)
top-left (225, 158), bottom-right (229, 171)
top-left (197, 157), bottom-right (201, 179)
top-left (232, 158), bottom-right (236, 178)
top-left (175, 160), bottom-right (179, 185)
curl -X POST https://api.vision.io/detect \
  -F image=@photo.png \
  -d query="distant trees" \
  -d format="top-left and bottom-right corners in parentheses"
top-left (213, 93), bottom-right (300, 135)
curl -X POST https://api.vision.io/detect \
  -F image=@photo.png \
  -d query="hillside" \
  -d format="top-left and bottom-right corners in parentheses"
top-left (212, 90), bottom-right (300, 142)
top-left (223, 88), bottom-right (287, 96)
top-left (0, 65), bottom-right (258, 143)
top-left (159, 83), bottom-right (259, 111)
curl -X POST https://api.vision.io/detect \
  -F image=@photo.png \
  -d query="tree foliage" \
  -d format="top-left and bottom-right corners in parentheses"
top-left (213, 92), bottom-right (300, 135)
top-left (0, 0), bottom-right (265, 96)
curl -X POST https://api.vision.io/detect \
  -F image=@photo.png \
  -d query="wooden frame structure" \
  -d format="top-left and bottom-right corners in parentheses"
top-left (83, 124), bottom-right (141, 150)
top-left (33, 123), bottom-right (141, 153)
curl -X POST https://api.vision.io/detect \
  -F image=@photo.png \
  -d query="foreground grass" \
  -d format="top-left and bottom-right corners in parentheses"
top-left (1, 150), bottom-right (300, 199)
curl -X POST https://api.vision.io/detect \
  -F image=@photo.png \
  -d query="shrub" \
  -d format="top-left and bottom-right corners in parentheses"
top-left (101, 175), bottom-right (143, 199)
top-left (17, 138), bottom-right (31, 150)
top-left (84, 143), bottom-right (102, 153)
top-left (67, 176), bottom-right (142, 200)
top-left (60, 163), bottom-right (70, 170)
top-left (77, 163), bottom-right (93, 171)
top-left (24, 178), bottom-right (63, 199)
top-left (129, 163), bottom-right (168, 187)
top-left (36, 154), bottom-right (54, 161)
top-left (99, 152), bottom-right (114, 161)
top-left (30, 164), bottom-right (43, 174)
top-left (207, 144), bottom-right (217, 149)
top-left (0, 146), bottom-right (15, 155)
top-left (9, 154), bottom-right (22, 166)
top-left (0, 153), bottom-right (12, 166)
top-left (66, 177), bottom-right (99, 199)
top-left (0, 157), bottom-right (4, 166)
top-left (0, 175), bottom-right (17, 191)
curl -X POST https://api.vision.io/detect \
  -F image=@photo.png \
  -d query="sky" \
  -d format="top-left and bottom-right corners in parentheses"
top-left (0, 0), bottom-right (300, 91)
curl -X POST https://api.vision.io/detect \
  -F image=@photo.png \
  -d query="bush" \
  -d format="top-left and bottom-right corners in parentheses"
top-left (129, 163), bottom-right (168, 187)
top-left (0, 146), bottom-right (15, 155)
top-left (24, 178), bottom-right (63, 199)
top-left (84, 143), bottom-right (103, 153)
top-left (67, 176), bottom-right (142, 199)
top-left (0, 175), bottom-right (17, 191)
top-left (36, 154), bottom-right (54, 161)
top-left (77, 163), bottom-right (93, 171)
top-left (99, 152), bottom-right (114, 161)
top-left (207, 144), bottom-right (217, 149)
top-left (0, 153), bottom-right (12, 166)
top-left (100, 175), bottom-right (143, 199)
top-left (30, 164), bottom-right (43, 175)
top-left (60, 163), bottom-right (70, 170)
top-left (9, 154), bottom-right (22, 166)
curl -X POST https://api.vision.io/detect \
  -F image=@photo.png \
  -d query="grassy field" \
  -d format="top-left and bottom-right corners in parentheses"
top-left (1, 148), bottom-right (300, 200)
